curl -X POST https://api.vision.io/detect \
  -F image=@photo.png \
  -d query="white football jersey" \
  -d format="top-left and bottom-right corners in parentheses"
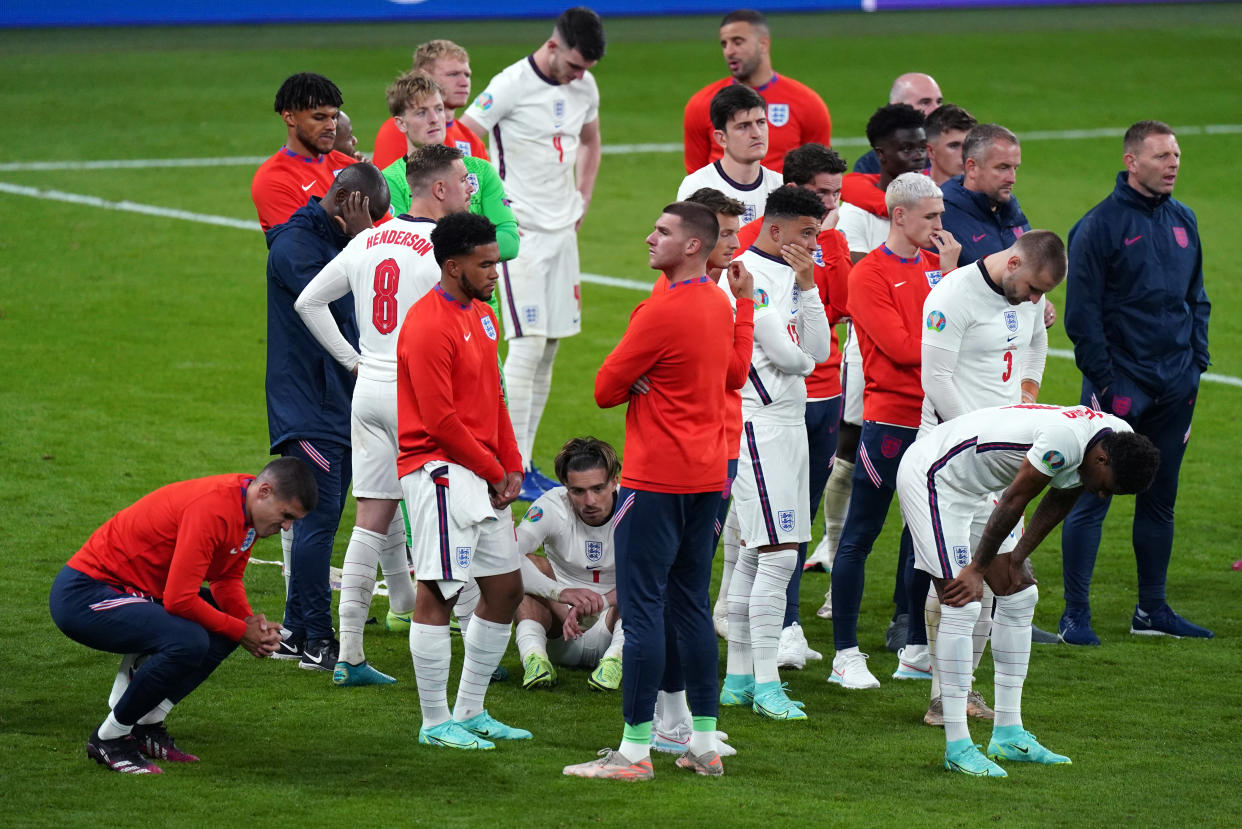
top-left (726, 247), bottom-right (817, 425)
top-left (920, 261), bottom-right (1046, 431)
top-left (836, 202), bottom-right (889, 255)
top-left (914, 404), bottom-right (1132, 495)
top-left (676, 161), bottom-right (783, 226)
top-left (516, 487), bottom-right (615, 594)
top-left (465, 56), bottom-right (599, 233)
top-left (297, 217), bottom-right (441, 382)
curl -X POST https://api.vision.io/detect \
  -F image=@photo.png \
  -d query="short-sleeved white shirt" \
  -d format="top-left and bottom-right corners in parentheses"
top-left (676, 161), bottom-right (783, 226)
top-left (920, 261), bottom-right (1046, 431)
top-left (836, 202), bottom-right (889, 255)
top-left (516, 487), bottom-right (615, 594)
top-left (464, 56), bottom-right (599, 233)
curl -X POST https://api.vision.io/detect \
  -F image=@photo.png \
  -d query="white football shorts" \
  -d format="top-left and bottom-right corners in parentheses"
top-left (548, 614), bottom-right (613, 669)
top-left (497, 225), bottom-right (581, 340)
top-left (733, 420), bottom-right (811, 548)
top-left (350, 375), bottom-right (401, 500)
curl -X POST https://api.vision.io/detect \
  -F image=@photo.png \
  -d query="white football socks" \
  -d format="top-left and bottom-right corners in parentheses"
top-left (725, 546), bottom-right (758, 676)
top-left (713, 507), bottom-right (740, 619)
top-left (503, 335), bottom-right (545, 469)
top-left (380, 510), bottom-right (415, 615)
top-left (454, 579), bottom-right (481, 636)
top-left (973, 584), bottom-right (995, 673)
top-left (280, 526), bottom-right (294, 595)
top-left (527, 339), bottom-right (559, 465)
top-left (515, 618), bottom-right (548, 661)
top-left (137, 699), bottom-right (173, 726)
top-left (410, 622), bottom-right (452, 728)
top-left (98, 710), bottom-right (131, 740)
top-left (937, 600), bottom-right (982, 744)
top-left (339, 526), bottom-right (384, 665)
top-left (453, 616), bottom-right (511, 722)
top-left (602, 617), bottom-right (625, 660)
top-left (992, 585), bottom-right (1038, 729)
top-left (750, 548), bottom-right (796, 684)
top-left (822, 457), bottom-right (854, 559)
top-left (925, 588), bottom-right (942, 700)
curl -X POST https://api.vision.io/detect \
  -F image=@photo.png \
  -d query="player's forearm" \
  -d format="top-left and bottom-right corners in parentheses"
top-left (595, 327), bottom-right (660, 407)
top-left (424, 411), bottom-right (506, 484)
top-left (796, 291), bottom-right (831, 364)
top-left (1007, 487), bottom-right (1080, 567)
top-left (575, 140), bottom-right (602, 211)
top-left (520, 555), bottom-right (563, 601)
top-left (754, 313), bottom-right (814, 376)
top-left (294, 270), bottom-right (360, 370)
top-left (1020, 319), bottom-right (1048, 385)
top-left (970, 500), bottom-right (1026, 572)
top-left (725, 300), bottom-right (756, 389)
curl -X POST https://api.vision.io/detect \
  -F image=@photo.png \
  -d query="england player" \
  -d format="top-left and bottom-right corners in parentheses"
top-left (918, 231), bottom-right (1065, 723)
top-left (719, 185), bottom-right (830, 721)
top-left (399, 212), bottom-right (527, 750)
top-left (682, 9), bottom-right (832, 173)
top-left (295, 145), bottom-right (473, 686)
top-left (373, 39), bottom-right (489, 169)
top-left (379, 72), bottom-right (519, 262)
top-left (897, 404), bottom-right (1159, 776)
top-left (852, 72), bottom-right (942, 174)
top-left (828, 173), bottom-right (959, 690)
top-left (515, 437), bottom-right (623, 691)
top-left (564, 202), bottom-right (751, 780)
top-left (50, 459), bottom-right (315, 774)
top-left (924, 104), bottom-right (976, 186)
top-left (822, 103), bottom-right (928, 640)
top-left (677, 85), bottom-right (784, 225)
top-left (460, 6), bottom-right (606, 501)
top-left (251, 73), bottom-right (361, 231)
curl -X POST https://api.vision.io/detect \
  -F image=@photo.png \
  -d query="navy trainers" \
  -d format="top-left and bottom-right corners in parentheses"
top-left (1059, 607), bottom-right (1100, 646)
top-left (1131, 604), bottom-right (1214, 639)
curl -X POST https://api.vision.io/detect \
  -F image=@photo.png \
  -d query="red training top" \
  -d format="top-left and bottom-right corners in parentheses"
top-left (67, 474), bottom-right (258, 641)
top-left (396, 285), bottom-right (521, 484)
top-left (372, 117), bottom-right (490, 170)
top-left (841, 172), bottom-right (888, 218)
top-left (648, 273), bottom-right (755, 461)
top-left (251, 147), bottom-right (358, 231)
top-left (848, 246), bottom-right (942, 427)
top-left (682, 74), bottom-right (832, 174)
top-left (596, 276), bottom-right (750, 492)
top-left (735, 218), bottom-right (850, 398)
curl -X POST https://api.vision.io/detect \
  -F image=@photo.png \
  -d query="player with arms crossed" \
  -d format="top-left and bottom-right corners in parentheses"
top-left (918, 231), bottom-right (1065, 723)
top-left (398, 213), bottom-right (529, 750)
top-left (515, 437), bottom-right (624, 691)
top-left (460, 6), bottom-right (606, 500)
top-left (898, 404), bottom-right (1159, 776)
top-left (295, 145), bottom-right (474, 685)
top-left (719, 185), bottom-right (830, 721)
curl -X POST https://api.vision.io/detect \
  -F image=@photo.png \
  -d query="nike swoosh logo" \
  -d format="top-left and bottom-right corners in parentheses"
top-left (1007, 335), bottom-right (1018, 342)
top-left (972, 233), bottom-right (987, 242)
top-left (302, 650), bottom-right (327, 666)
top-left (1015, 744), bottom-right (1030, 754)
top-left (894, 281), bottom-right (906, 287)
top-left (1124, 235), bottom-right (1142, 246)
top-left (464, 333), bottom-right (471, 341)
top-left (301, 181), bottom-right (315, 191)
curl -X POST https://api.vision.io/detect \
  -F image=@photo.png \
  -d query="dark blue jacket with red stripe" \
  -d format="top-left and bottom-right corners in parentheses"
top-left (1064, 171), bottom-right (1210, 396)
top-left (939, 174), bottom-right (1032, 263)
top-left (264, 197), bottom-right (358, 452)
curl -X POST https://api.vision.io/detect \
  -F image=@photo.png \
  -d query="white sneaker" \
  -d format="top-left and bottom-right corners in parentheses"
top-left (651, 718), bottom-right (736, 757)
top-left (828, 648), bottom-right (880, 689)
top-left (892, 645), bottom-right (933, 680)
top-left (712, 609), bottom-right (729, 639)
top-left (816, 588), bottom-right (833, 620)
top-left (804, 535), bottom-right (833, 571)
top-left (777, 625), bottom-right (807, 670)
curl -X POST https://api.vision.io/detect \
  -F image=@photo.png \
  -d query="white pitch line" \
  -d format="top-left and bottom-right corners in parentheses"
top-left (2, 179), bottom-right (1237, 390)
top-left (2, 123), bottom-right (1239, 172)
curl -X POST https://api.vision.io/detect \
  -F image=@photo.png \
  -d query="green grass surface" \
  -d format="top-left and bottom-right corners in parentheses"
top-left (2, 5), bottom-right (1241, 827)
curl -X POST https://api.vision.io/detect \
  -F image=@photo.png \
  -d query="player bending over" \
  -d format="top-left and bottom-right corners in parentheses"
top-left (897, 403), bottom-right (1158, 777)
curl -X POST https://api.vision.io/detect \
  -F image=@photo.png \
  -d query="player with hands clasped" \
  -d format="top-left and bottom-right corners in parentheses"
top-left (897, 404), bottom-right (1160, 777)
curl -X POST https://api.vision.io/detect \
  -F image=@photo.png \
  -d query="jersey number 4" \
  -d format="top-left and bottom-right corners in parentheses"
top-left (372, 258), bottom-right (401, 335)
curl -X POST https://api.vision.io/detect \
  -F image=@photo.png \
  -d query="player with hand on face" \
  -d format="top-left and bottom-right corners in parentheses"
top-left (678, 85), bottom-right (784, 225)
top-left (898, 404), bottom-right (1159, 776)
top-left (398, 213), bottom-right (529, 751)
top-left (515, 437), bottom-right (624, 691)
top-left (50, 459), bottom-right (316, 774)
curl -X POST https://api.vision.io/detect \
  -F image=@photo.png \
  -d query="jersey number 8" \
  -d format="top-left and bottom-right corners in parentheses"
top-left (372, 258), bottom-right (401, 335)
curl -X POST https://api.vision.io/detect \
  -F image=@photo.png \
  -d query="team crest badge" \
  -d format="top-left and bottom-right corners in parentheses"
top-left (812, 245), bottom-right (824, 267)
top-left (466, 172), bottom-right (479, 192)
top-left (456, 547), bottom-right (472, 568)
top-left (926, 310), bottom-right (946, 332)
top-left (524, 505), bottom-right (544, 523)
top-left (553, 98), bottom-right (566, 126)
top-left (1112, 395), bottom-right (1132, 416)
top-left (753, 288), bottom-right (769, 309)
top-left (481, 315), bottom-right (497, 340)
top-left (742, 205), bottom-right (758, 224)
top-left (925, 270), bottom-right (943, 287)
top-left (881, 436), bottom-right (903, 459)
top-left (778, 510), bottom-right (795, 532)
top-left (1172, 226), bottom-right (1189, 248)
top-left (767, 103), bottom-right (790, 127)
top-left (1004, 309), bottom-right (1019, 333)
top-left (523, 305), bottom-right (539, 324)
top-left (586, 541), bottom-right (604, 563)
top-left (791, 284), bottom-right (801, 309)
top-left (475, 92), bottom-right (493, 111)
top-left (953, 546), bottom-right (970, 567)
top-left (456, 140), bottom-right (473, 157)
top-left (241, 528), bottom-right (256, 552)
top-left (1041, 450), bottom-right (1066, 471)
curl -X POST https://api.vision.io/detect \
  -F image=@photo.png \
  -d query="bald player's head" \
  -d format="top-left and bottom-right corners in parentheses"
top-left (889, 72), bottom-right (943, 117)
top-left (325, 162), bottom-right (391, 225)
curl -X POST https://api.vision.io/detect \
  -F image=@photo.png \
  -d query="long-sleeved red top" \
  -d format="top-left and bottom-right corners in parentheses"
top-left (250, 147), bottom-right (359, 231)
top-left (649, 273), bottom-right (755, 461)
top-left (397, 285), bottom-right (521, 484)
top-left (67, 474), bottom-right (258, 641)
top-left (597, 276), bottom-right (749, 492)
top-left (848, 245), bottom-right (941, 427)
top-left (841, 173), bottom-right (888, 218)
top-left (735, 219), bottom-right (849, 398)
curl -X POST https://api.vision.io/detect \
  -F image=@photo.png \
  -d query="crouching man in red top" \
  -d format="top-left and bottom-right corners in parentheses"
top-left (49, 458), bottom-right (316, 773)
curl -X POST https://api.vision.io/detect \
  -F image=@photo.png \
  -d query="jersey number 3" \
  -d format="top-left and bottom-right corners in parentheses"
top-left (372, 258), bottom-right (401, 334)
top-left (1001, 351), bottom-right (1013, 382)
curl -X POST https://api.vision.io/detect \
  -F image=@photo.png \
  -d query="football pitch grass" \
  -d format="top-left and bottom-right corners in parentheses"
top-left (3, 4), bottom-right (1241, 826)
